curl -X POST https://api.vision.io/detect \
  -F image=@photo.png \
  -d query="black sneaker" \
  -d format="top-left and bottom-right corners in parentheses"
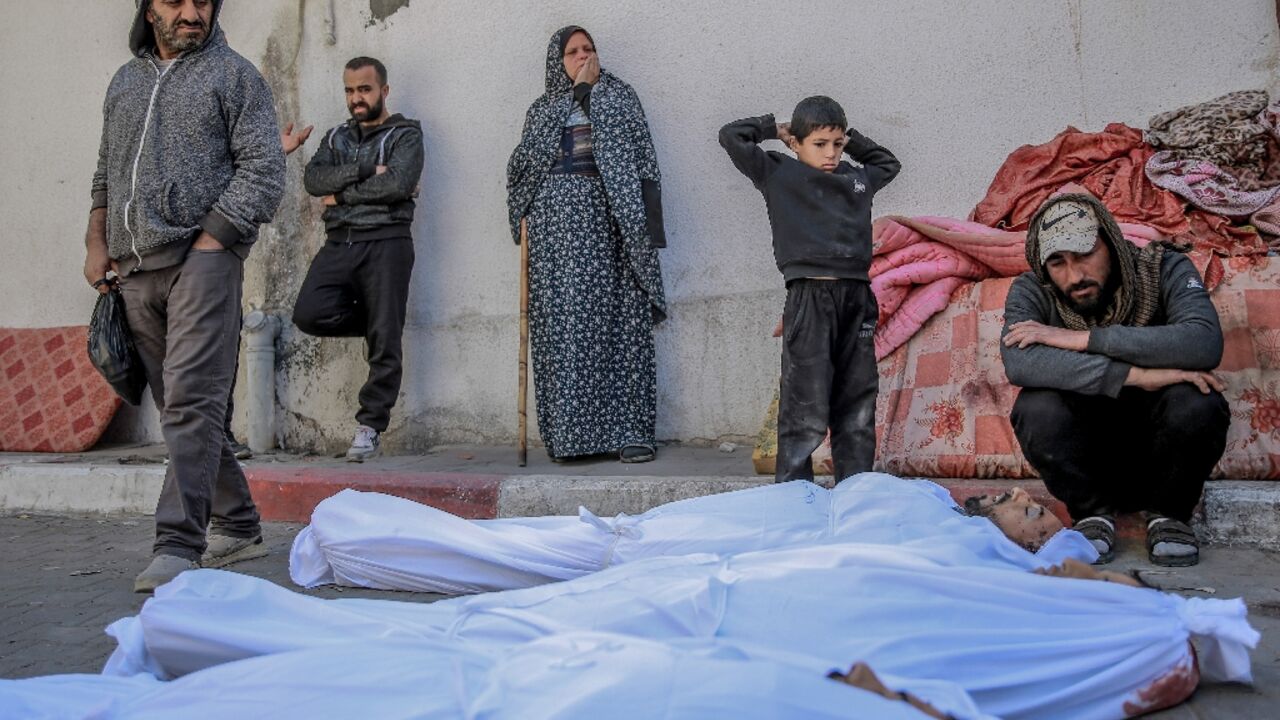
top-left (225, 432), bottom-right (252, 460)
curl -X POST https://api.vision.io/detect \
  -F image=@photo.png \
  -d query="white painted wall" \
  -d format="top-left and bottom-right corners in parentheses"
top-left (3, 1), bottom-right (1278, 451)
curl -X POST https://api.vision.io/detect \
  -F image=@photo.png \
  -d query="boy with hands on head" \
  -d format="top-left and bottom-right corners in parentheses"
top-left (719, 96), bottom-right (900, 483)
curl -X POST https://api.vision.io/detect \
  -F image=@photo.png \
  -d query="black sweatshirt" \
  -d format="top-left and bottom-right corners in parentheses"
top-left (719, 114), bottom-right (900, 282)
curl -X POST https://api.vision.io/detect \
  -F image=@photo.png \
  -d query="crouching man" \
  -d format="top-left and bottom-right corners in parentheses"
top-left (1000, 193), bottom-right (1229, 566)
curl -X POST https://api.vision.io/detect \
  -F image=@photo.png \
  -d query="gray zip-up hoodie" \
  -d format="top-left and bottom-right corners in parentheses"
top-left (90, 0), bottom-right (285, 275)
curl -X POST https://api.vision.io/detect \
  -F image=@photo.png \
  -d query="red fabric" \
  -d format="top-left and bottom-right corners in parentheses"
top-left (971, 123), bottom-right (1187, 234)
top-left (0, 327), bottom-right (121, 453)
top-left (971, 122), bottom-right (1267, 261)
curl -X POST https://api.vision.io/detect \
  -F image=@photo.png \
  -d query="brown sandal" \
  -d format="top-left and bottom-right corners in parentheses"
top-left (1147, 516), bottom-right (1199, 567)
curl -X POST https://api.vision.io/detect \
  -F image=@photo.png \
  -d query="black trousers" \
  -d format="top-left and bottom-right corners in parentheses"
top-left (292, 237), bottom-right (415, 433)
top-left (775, 279), bottom-right (879, 483)
top-left (1011, 384), bottom-right (1230, 523)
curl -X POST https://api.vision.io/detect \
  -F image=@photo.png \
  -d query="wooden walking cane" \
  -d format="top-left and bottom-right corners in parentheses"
top-left (517, 219), bottom-right (529, 466)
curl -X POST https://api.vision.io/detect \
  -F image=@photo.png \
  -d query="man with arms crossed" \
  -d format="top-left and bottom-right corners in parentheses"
top-left (293, 57), bottom-right (424, 461)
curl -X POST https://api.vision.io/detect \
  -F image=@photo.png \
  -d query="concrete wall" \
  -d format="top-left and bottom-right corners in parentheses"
top-left (3, 1), bottom-right (1278, 452)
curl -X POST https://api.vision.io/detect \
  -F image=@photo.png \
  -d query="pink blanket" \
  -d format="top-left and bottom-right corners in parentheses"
top-left (870, 216), bottom-right (1162, 359)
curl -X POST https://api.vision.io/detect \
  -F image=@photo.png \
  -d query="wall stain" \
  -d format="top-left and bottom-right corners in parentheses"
top-left (369, 0), bottom-right (411, 24)
top-left (239, 1), bottom-right (345, 452)
top-left (1065, 0), bottom-right (1090, 128)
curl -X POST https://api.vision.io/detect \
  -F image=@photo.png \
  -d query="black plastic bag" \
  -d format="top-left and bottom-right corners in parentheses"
top-left (87, 288), bottom-right (147, 406)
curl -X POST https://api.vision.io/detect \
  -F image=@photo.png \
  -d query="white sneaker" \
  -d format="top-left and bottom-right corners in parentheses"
top-left (134, 554), bottom-right (199, 594)
top-left (346, 425), bottom-right (381, 462)
top-left (201, 533), bottom-right (267, 568)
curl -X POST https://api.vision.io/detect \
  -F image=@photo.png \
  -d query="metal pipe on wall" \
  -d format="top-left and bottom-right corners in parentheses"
top-left (242, 309), bottom-right (282, 453)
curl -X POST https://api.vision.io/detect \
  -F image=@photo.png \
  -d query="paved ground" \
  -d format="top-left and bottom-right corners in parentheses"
top-left (0, 514), bottom-right (442, 680)
top-left (1, 512), bottom-right (1276, 718)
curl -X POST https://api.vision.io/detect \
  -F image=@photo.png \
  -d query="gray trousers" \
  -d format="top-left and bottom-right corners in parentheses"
top-left (118, 249), bottom-right (261, 561)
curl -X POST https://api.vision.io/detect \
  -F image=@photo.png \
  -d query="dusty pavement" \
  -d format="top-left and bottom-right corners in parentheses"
top-left (1, 512), bottom-right (1276, 719)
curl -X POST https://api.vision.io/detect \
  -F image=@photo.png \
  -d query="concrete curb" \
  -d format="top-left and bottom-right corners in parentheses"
top-left (496, 475), bottom-right (767, 518)
top-left (0, 463), bottom-right (162, 515)
top-left (0, 461), bottom-right (1276, 549)
top-left (247, 467), bottom-right (502, 521)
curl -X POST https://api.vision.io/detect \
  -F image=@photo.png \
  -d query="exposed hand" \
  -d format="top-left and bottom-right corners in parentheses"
top-left (1126, 367), bottom-right (1225, 394)
top-left (84, 246), bottom-right (113, 294)
top-left (192, 231), bottom-right (224, 251)
top-left (832, 662), bottom-right (948, 720)
top-left (321, 195), bottom-right (338, 207)
top-left (412, 184), bottom-right (421, 198)
top-left (772, 315), bottom-right (784, 338)
top-left (280, 122), bottom-right (314, 156)
top-left (776, 121), bottom-right (795, 147)
top-left (575, 53), bottom-right (600, 86)
top-left (1002, 321), bottom-right (1089, 351)
top-left (83, 208), bottom-right (113, 294)
top-left (1034, 559), bottom-right (1141, 588)
top-left (375, 165), bottom-right (388, 175)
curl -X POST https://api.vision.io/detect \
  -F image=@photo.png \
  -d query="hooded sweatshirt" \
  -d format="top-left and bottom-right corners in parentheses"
top-left (90, 0), bottom-right (285, 275)
top-left (303, 113), bottom-right (425, 242)
top-left (1000, 193), bottom-right (1223, 397)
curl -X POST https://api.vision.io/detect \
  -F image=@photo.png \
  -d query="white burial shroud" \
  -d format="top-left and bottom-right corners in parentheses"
top-left (3, 632), bottom-right (966, 720)
top-left (106, 541), bottom-right (1257, 720)
top-left (289, 473), bottom-right (1098, 593)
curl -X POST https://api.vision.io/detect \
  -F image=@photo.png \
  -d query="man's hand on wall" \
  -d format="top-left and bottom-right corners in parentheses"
top-left (321, 195), bottom-right (338, 207)
top-left (1126, 367), bottom-right (1225, 395)
top-left (281, 122), bottom-right (314, 156)
top-left (192, 231), bottom-right (224, 251)
top-left (1002, 320), bottom-right (1088, 351)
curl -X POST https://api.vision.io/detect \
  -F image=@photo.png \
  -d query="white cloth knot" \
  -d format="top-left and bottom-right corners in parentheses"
top-left (578, 507), bottom-right (644, 540)
top-left (1177, 597), bottom-right (1261, 683)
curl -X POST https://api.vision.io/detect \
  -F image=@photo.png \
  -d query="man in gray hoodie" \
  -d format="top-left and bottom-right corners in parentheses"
top-left (81, 0), bottom-right (285, 592)
top-left (1000, 193), bottom-right (1229, 568)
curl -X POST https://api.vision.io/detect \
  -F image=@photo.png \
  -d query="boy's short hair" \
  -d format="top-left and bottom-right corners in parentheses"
top-left (790, 96), bottom-right (847, 141)
top-left (345, 56), bottom-right (388, 85)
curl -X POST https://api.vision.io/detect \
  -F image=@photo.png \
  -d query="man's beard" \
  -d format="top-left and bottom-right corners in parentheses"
top-left (349, 97), bottom-right (385, 122)
top-left (154, 16), bottom-right (208, 54)
top-left (1057, 278), bottom-right (1115, 318)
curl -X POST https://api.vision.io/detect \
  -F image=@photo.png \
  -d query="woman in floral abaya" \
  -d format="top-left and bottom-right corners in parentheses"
top-left (507, 26), bottom-right (668, 463)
